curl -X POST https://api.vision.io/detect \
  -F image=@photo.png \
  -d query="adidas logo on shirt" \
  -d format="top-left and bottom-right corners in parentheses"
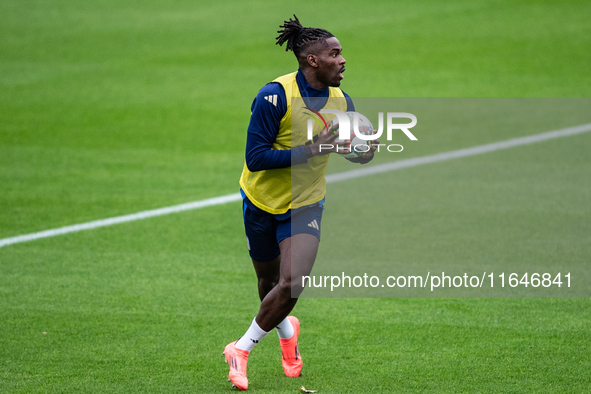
top-left (264, 94), bottom-right (278, 106)
top-left (307, 219), bottom-right (319, 230)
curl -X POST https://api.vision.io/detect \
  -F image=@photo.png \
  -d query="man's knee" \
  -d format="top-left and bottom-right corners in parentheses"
top-left (258, 277), bottom-right (278, 292)
top-left (277, 276), bottom-right (307, 299)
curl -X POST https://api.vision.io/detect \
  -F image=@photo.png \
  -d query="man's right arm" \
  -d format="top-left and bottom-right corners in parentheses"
top-left (244, 83), bottom-right (308, 172)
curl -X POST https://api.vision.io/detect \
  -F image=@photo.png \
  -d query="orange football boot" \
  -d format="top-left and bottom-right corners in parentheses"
top-left (223, 341), bottom-right (249, 390)
top-left (279, 316), bottom-right (302, 377)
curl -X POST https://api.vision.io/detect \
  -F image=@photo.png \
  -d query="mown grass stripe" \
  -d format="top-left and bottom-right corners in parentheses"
top-left (2, 122), bottom-right (590, 248)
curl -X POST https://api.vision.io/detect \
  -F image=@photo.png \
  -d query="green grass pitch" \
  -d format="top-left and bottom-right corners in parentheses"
top-left (1, 0), bottom-right (590, 392)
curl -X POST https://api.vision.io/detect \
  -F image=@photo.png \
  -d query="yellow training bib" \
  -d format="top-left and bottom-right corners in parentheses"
top-left (239, 71), bottom-right (347, 214)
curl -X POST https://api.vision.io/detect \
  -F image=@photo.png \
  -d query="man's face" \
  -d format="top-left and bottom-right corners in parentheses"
top-left (313, 37), bottom-right (346, 87)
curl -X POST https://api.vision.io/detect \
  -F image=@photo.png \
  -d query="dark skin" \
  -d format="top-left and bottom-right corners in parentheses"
top-left (252, 36), bottom-right (379, 331)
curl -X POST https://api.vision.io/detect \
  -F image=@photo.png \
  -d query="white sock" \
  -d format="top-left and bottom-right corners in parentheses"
top-left (275, 317), bottom-right (294, 339)
top-left (235, 317), bottom-right (270, 352)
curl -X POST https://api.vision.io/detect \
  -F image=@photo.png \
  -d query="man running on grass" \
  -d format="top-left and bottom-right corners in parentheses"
top-left (224, 15), bottom-right (377, 390)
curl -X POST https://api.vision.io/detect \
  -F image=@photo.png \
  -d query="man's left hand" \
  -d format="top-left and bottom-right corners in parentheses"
top-left (361, 138), bottom-right (380, 159)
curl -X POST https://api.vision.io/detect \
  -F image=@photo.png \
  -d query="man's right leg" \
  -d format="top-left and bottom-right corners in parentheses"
top-left (224, 262), bottom-right (278, 391)
top-left (224, 204), bottom-right (280, 390)
top-left (252, 257), bottom-right (280, 302)
top-left (251, 257), bottom-right (295, 339)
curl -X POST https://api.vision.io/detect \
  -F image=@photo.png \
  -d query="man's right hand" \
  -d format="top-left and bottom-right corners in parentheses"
top-left (309, 121), bottom-right (349, 156)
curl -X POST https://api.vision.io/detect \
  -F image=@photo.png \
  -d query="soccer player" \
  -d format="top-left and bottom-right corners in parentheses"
top-left (223, 15), bottom-right (378, 390)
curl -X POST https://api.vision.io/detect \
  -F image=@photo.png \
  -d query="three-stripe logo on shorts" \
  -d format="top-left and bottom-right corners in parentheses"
top-left (307, 220), bottom-right (319, 230)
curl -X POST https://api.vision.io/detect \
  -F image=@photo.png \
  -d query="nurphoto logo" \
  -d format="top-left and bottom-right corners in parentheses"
top-left (305, 109), bottom-right (418, 153)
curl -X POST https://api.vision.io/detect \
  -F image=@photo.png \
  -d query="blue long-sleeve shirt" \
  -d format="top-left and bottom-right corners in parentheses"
top-left (244, 69), bottom-right (355, 172)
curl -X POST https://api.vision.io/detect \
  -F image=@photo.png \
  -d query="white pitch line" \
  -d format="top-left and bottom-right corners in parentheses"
top-left (326, 122), bottom-right (591, 183)
top-left (1, 122), bottom-right (591, 249)
top-left (0, 194), bottom-right (241, 248)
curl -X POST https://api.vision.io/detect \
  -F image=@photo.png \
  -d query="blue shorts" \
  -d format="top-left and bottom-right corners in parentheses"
top-left (242, 192), bottom-right (324, 262)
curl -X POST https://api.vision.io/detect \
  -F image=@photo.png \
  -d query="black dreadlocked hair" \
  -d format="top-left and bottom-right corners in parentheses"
top-left (275, 14), bottom-right (334, 58)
